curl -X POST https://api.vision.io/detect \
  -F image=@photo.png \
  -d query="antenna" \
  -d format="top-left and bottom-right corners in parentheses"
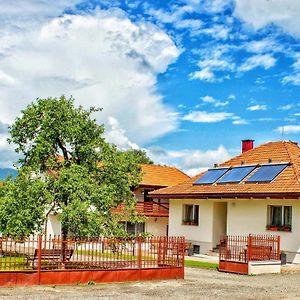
top-left (281, 126), bottom-right (284, 141)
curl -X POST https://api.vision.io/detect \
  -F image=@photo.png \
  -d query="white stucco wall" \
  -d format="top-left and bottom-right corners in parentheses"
top-left (227, 199), bottom-right (300, 263)
top-left (145, 217), bottom-right (168, 236)
top-left (168, 199), bottom-right (214, 253)
top-left (46, 214), bottom-right (61, 237)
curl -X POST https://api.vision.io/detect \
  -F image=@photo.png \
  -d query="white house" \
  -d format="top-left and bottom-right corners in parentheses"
top-left (151, 140), bottom-right (300, 263)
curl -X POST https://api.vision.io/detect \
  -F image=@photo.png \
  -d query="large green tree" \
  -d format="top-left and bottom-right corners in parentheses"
top-left (0, 96), bottom-right (142, 238)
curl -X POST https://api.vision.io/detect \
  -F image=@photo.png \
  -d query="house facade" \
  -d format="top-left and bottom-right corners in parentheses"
top-left (151, 140), bottom-right (300, 263)
top-left (46, 164), bottom-right (189, 237)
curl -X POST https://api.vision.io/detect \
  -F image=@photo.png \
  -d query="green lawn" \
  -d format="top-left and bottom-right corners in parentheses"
top-left (0, 255), bottom-right (28, 270)
top-left (184, 260), bottom-right (218, 270)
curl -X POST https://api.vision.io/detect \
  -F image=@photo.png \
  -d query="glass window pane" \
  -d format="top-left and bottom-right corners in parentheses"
top-left (185, 205), bottom-right (193, 221)
top-left (284, 206), bottom-right (292, 226)
top-left (193, 205), bottom-right (199, 225)
top-left (271, 206), bottom-right (282, 226)
top-left (193, 168), bottom-right (229, 185)
top-left (126, 222), bottom-right (136, 234)
top-left (136, 223), bottom-right (145, 234)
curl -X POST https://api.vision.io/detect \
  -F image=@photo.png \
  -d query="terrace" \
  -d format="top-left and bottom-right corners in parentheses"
top-left (112, 201), bottom-right (169, 217)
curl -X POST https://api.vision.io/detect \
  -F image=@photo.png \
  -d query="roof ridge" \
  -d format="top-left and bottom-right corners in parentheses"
top-left (283, 141), bottom-right (300, 184)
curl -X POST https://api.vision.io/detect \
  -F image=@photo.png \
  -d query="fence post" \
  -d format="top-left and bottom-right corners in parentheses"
top-left (225, 236), bottom-right (228, 261)
top-left (137, 237), bottom-right (142, 270)
top-left (37, 234), bottom-right (42, 285)
top-left (277, 235), bottom-right (280, 260)
top-left (247, 234), bottom-right (252, 262)
top-left (181, 237), bottom-right (185, 278)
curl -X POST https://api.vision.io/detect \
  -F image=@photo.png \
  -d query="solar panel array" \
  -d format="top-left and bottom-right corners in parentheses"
top-left (193, 163), bottom-right (289, 185)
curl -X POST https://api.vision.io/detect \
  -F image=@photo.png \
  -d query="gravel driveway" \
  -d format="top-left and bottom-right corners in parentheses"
top-left (1, 267), bottom-right (300, 299)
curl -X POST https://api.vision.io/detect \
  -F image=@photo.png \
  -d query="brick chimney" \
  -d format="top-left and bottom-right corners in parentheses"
top-left (242, 139), bottom-right (254, 153)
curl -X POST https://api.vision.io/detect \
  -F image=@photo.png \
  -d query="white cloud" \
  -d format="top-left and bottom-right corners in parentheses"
top-left (190, 68), bottom-right (216, 81)
top-left (238, 54), bottom-right (276, 72)
top-left (244, 38), bottom-right (281, 54)
top-left (234, 0), bottom-right (300, 38)
top-left (104, 117), bottom-right (139, 150)
top-left (282, 73), bottom-right (300, 86)
top-left (0, 8), bottom-right (180, 153)
top-left (146, 144), bottom-right (231, 176)
top-left (200, 24), bottom-right (230, 40)
top-left (175, 19), bottom-right (202, 31)
top-left (282, 54), bottom-right (300, 85)
top-left (228, 94), bottom-right (236, 100)
top-left (275, 125), bottom-right (300, 134)
top-left (278, 104), bottom-right (293, 110)
top-left (190, 46), bottom-right (235, 82)
top-left (182, 110), bottom-right (235, 123)
top-left (201, 95), bottom-right (229, 107)
top-left (247, 105), bottom-right (268, 111)
top-left (232, 118), bottom-right (248, 125)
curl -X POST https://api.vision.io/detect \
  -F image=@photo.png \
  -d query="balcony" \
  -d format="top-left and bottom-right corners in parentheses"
top-left (112, 201), bottom-right (169, 217)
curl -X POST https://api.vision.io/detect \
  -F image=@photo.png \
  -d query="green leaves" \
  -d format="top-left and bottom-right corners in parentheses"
top-left (0, 170), bottom-right (48, 238)
top-left (2, 96), bottom-right (145, 238)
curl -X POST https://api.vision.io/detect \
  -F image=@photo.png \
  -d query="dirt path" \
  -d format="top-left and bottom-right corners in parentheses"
top-left (1, 268), bottom-right (300, 299)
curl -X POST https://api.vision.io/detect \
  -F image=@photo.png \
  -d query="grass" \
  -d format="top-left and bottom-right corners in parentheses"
top-left (0, 255), bottom-right (29, 270)
top-left (184, 260), bottom-right (219, 270)
top-left (74, 249), bottom-right (137, 260)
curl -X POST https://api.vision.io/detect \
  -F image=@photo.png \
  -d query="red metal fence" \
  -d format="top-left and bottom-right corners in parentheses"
top-left (219, 234), bottom-right (280, 274)
top-left (0, 235), bottom-right (184, 286)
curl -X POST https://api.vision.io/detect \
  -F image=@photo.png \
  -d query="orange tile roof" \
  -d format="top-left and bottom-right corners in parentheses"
top-left (150, 141), bottom-right (300, 198)
top-left (140, 164), bottom-right (190, 187)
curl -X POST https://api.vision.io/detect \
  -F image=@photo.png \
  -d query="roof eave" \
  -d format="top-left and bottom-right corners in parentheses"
top-left (149, 192), bottom-right (300, 200)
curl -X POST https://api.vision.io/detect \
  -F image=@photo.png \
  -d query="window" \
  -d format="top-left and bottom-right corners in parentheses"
top-left (121, 222), bottom-right (145, 235)
top-left (143, 189), bottom-right (154, 202)
top-left (267, 206), bottom-right (292, 232)
top-left (183, 204), bottom-right (199, 226)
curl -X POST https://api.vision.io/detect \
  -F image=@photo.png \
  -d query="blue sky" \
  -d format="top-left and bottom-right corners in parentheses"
top-left (1, 0), bottom-right (300, 175)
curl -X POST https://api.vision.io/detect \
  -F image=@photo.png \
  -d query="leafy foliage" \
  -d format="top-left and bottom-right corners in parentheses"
top-left (1, 96), bottom-right (143, 238)
top-left (122, 149), bottom-right (153, 165)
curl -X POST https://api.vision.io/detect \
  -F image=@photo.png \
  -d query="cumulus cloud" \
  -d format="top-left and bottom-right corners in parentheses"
top-left (0, 8), bottom-right (180, 150)
top-left (182, 110), bottom-right (235, 123)
top-left (104, 117), bottom-right (139, 150)
top-left (146, 144), bottom-right (231, 176)
top-left (234, 0), bottom-right (300, 38)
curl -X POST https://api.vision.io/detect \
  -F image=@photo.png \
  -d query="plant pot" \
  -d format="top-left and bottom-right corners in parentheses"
top-left (282, 228), bottom-right (291, 232)
top-left (269, 227), bottom-right (278, 231)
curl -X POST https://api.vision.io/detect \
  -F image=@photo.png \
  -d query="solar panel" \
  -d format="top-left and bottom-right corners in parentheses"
top-left (193, 168), bottom-right (229, 185)
top-left (217, 165), bottom-right (256, 183)
top-left (246, 164), bottom-right (288, 183)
